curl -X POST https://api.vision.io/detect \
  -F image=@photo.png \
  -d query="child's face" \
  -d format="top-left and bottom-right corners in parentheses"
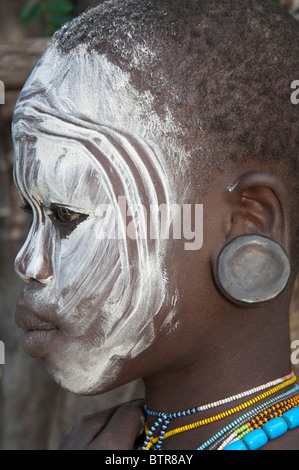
top-left (12, 48), bottom-right (183, 394)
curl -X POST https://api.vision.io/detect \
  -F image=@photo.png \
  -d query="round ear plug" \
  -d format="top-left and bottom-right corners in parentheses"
top-left (216, 235), bottom-right (291, 304)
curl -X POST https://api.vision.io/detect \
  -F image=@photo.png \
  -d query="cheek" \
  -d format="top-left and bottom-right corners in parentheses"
top-left (57, 216), bottom-right (122, 314)
top-left (55, 213), bottom-right (168, 347)
top-left (55, 213), bottom-right (144, 337)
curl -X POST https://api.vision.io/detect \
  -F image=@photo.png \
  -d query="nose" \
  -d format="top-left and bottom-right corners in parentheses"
top-left (15, 217), bottom-right (54, 285)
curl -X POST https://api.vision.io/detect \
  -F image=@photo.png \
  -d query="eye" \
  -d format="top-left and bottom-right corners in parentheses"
top-left (50, 204), bottom-right (83, 224)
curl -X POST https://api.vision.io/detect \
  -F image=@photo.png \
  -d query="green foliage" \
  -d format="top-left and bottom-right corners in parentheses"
top-left (20, 1), bottom-right (42, 26)
top-left (20, 0), bottom-right (74, 36)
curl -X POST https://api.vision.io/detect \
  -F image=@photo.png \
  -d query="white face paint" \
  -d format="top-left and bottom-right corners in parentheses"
top-left (12, 45), bottom-right (183, 394)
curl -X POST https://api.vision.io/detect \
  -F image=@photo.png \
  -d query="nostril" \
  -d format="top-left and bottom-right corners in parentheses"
top-left (34, 272), bottom-right (54, 285)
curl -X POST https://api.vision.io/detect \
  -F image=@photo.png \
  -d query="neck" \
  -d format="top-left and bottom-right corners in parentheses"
top-left (142, 301), bottom-right (294, 450)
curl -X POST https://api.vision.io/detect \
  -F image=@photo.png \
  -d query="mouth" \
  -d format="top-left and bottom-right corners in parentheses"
top-left (15, 304), bottom-right (58, 358)
top-left (21, 329), bottom-right (57, 358)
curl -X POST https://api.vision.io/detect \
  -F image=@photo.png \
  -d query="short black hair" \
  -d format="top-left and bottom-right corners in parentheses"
top-left (53, 0), bottom-right (299, 264)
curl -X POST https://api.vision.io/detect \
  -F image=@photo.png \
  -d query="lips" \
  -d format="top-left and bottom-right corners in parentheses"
top-left (15, 308), bottom-right (56, 332)
top-left (20, 329), bottom-right (57, 358)
top-left (15, 299), bottom-right (57, 358)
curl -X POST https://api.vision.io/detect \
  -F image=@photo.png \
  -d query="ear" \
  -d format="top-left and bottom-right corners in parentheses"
top-left (211, 171), bottom-right (292, 306)
top-left (223, 171), bottom-right (291, 255)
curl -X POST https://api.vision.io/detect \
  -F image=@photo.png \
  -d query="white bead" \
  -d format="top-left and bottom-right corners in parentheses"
top-left (179, 372), bottom-right (295, 417)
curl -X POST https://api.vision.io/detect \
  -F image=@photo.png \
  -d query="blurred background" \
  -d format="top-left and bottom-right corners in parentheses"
top-left (0, 0), bottom-right (298, 450)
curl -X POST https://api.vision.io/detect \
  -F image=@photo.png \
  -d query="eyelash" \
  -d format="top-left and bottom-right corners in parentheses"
top-left (20, 202), bottom-right (84, 225)
top-left (50, 205), bottom-right (82, 224)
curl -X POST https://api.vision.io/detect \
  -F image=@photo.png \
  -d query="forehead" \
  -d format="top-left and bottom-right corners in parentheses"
top-left (14, 134), bottom-right (106, 211)
top-left (15, 134), bottom-right (96, 181)
top-left (12, 45), bottom-right (159, 138)
top-left (12, 44), bottom-right (188, 208)
top-left (12, 43), bottom-right (185, 165)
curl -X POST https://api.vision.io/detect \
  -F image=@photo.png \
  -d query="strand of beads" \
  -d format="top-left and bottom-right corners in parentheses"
top-left (142, 372), bottom-right (296, 450)
top-left (217, 394), bottom-right (299, 450)
top-left (221, 402), bottom-right (299, 450)
top-left (197, 384), bottom-right (299, 450)
top-left (209, 391), bottom-right (299, 450)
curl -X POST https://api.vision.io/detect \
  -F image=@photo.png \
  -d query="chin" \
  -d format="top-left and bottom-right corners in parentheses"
top-left (45, 363), bottom-right (118, 395)
top-left (42, 346), bottom-right (128, 396)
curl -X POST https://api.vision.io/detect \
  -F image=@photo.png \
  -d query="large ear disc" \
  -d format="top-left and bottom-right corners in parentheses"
top-left (216, 235), bottom-right (291, 304)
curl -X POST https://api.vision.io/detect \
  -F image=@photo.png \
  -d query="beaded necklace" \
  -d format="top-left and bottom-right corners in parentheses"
top-left (214, 391), bottom-right (299, 450)
top-left (218, 395), bottom-right (299, 450)
top-left (211, 390), bottom-right (299, 450)
top-left (142, 372), bottom-right (296, 450)
top-left (197, 384), bottom-right (299, 450)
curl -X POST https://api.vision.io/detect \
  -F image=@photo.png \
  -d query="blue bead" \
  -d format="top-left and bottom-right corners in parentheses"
top-left (243, 429), bottom-right (268, 450)
top-left (283, 407), bottom-right (299, 430)
top-left (262, 417), bottom-right (288, 440)
top-left (223, 440), bottom-right (247, 450)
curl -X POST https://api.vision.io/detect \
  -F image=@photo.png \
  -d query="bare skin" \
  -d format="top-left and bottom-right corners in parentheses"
top-left (15, 143), bottom-right (298, 450)
top-left (58, 167), bottom-right (298, 450)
